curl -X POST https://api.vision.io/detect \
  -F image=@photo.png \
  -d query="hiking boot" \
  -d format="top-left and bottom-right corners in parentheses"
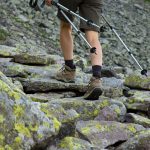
top-left (54, 65), bottom-right (76, 83)
top-left (84, 76), bottom-right (103, 100)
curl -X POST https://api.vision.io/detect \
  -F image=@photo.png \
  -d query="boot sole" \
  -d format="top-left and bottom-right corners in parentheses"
top-left (84, 87), bottom-right (103, 100)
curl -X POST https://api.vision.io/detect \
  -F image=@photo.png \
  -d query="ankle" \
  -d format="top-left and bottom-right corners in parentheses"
top-left (65, 60), bottom-right (76, 69)
top-left (92, 65), bottom-right (102, 78)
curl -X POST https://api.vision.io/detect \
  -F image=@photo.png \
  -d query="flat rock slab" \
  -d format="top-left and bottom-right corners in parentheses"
top-left (0, 61), bottom-right (126, 98)
top-left (19, 76), bottom-right (125, 98)
top-left (124, 71), bottom-right (150, 90)
top-left (125, 90), bottom-right (150, 112)
top-left (20, 77), bottom-right (87, 93)
top-left (13, 53), bottom-right (63, 65)
top-left (0, 62), bottom-right (28, 77)
top-left (76, 120), bottom-right (145, 149)
top-left (0, 45), bottom-right (21, 57)
top-left (0, 57), bottom-right (13, 62)
top-left (28, 92), bottom-right (76, 103)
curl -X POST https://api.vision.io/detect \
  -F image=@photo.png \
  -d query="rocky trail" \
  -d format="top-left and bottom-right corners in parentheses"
top-left (0, 44), bottom-right (150, 150)
top-left (0, 0), bottom-right (150, 150)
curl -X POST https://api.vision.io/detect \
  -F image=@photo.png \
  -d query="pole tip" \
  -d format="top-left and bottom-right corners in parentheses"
top-left (141, 69), bottom-right (148, 77)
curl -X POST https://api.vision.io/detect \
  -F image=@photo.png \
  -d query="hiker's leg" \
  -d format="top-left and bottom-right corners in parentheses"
top-left (53, 21), bottom-right (76, 83)
top-left (83, 30), bottom-right (103, 100)
top-left (85, 30), bottom-right (102, 66)
top-left (60, 21), bottom-right (74, 60)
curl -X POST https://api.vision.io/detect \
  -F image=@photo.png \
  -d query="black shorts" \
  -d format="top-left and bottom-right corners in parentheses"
top-left (57, 0), bottom-right (102, 32)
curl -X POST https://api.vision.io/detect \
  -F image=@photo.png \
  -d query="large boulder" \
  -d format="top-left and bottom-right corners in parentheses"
top-left (0, 71), bottom-right (61, 149)
top-left (76, 120), bottom-right (145, 149)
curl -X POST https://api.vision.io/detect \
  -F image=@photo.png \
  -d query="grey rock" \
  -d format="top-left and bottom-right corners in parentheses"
top-left (124, 90), bottom-right (150, 112)
top-left (124, 71), bottom-right (150, 90)
top-left (0, 71), bottom-right (61, 149)
top-left (125, 113), bottom-right (150, 128)
top-left (76, 120), bottom-right (145, 149)
top-left (116, 130), bottom-right (150, 150)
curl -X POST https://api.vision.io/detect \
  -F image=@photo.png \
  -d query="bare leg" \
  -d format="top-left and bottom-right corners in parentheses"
top-left (60, 21), bottom-right (74, 60)
top-left (85, 30), bottom-right (102, 66)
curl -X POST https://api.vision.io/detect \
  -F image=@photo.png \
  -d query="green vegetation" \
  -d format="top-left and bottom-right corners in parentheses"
top-left (0, 28), bottom-right (9, 41)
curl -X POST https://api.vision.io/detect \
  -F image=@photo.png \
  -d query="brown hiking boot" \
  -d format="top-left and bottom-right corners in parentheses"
top-left (84, 76), bottom-right (103, 100)
top-left (54, 65), bottom-right (76, 83)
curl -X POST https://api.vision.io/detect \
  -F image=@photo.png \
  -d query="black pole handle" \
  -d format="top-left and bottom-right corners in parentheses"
top-left (141, 69), bottom-right (148, 77)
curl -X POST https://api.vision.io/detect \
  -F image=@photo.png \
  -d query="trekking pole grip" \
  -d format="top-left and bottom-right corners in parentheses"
top-left (141, 69), bottom-right (148, 77)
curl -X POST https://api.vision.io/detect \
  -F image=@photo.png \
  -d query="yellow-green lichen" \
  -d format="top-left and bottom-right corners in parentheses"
top-left (114, 108), bottom-right (121, 115)
top-left (125, 76), bottom-right (142, 86)
top-left (95, 123), bottom-right (103, 130)
top-left (0, 146), bottom-right (4, 150)
top-left (14, 136), bottom-right (22, 145)
top-left (59, 137), bottom-right (74, 149)
top-left (125, 75), bottom-right (150, 89)
top-left (4, 145), bottom-right (13, 150)
top-left (128, 98), bottom-right (135, 104)
top-left (53, 117), bottom-right (61, 132)
top-left (0, 80), bottom-right (21, 101)
top-left (96, 124), bottom-right (110, 132)
top-left (29, 124), bottom-right (38, 132)
top-left (81, 127), bottom-right (91, 135)
top-left (30, 96), bottom-right (48, 103)
top-left (127, 124), bottom-right (137, 133)
top-left (0, 51), bottom-right (10, 57)
top-left (40, 104), bottom-right (52, 117)
top-left (13, 105), bottom-right (25, 117)
top-left (61, 113), bottom-right (80, 124)
top-left (43, 122), bottom-right (50, 128)
top-left (0, 134), bottom-right (5, 145)
top-left (93, 109), bottom-right (99, 116)
top-left (8, 91), bottom-right (21, 100)
top-left (99, 100), bottom-right (109, 108)
top-left (59, 137), bottom-right (82, 150)
top-left (0, 115), bottom-right (5, 123)
top-left (15, 123), bottom-right (31, 138)
top-left (38, 134), bottom-right (43, 139)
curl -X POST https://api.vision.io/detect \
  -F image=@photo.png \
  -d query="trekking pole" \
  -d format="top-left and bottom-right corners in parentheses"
top-left (29, 0), bottom-right (148, 76)
top-left (51, 1), bottom-right (148, 77)
top-left (101, 15), bottom-right (148, 77)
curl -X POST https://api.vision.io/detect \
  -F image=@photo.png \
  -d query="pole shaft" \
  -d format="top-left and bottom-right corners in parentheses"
top-left (112, 29), bottom-right (143, 70)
